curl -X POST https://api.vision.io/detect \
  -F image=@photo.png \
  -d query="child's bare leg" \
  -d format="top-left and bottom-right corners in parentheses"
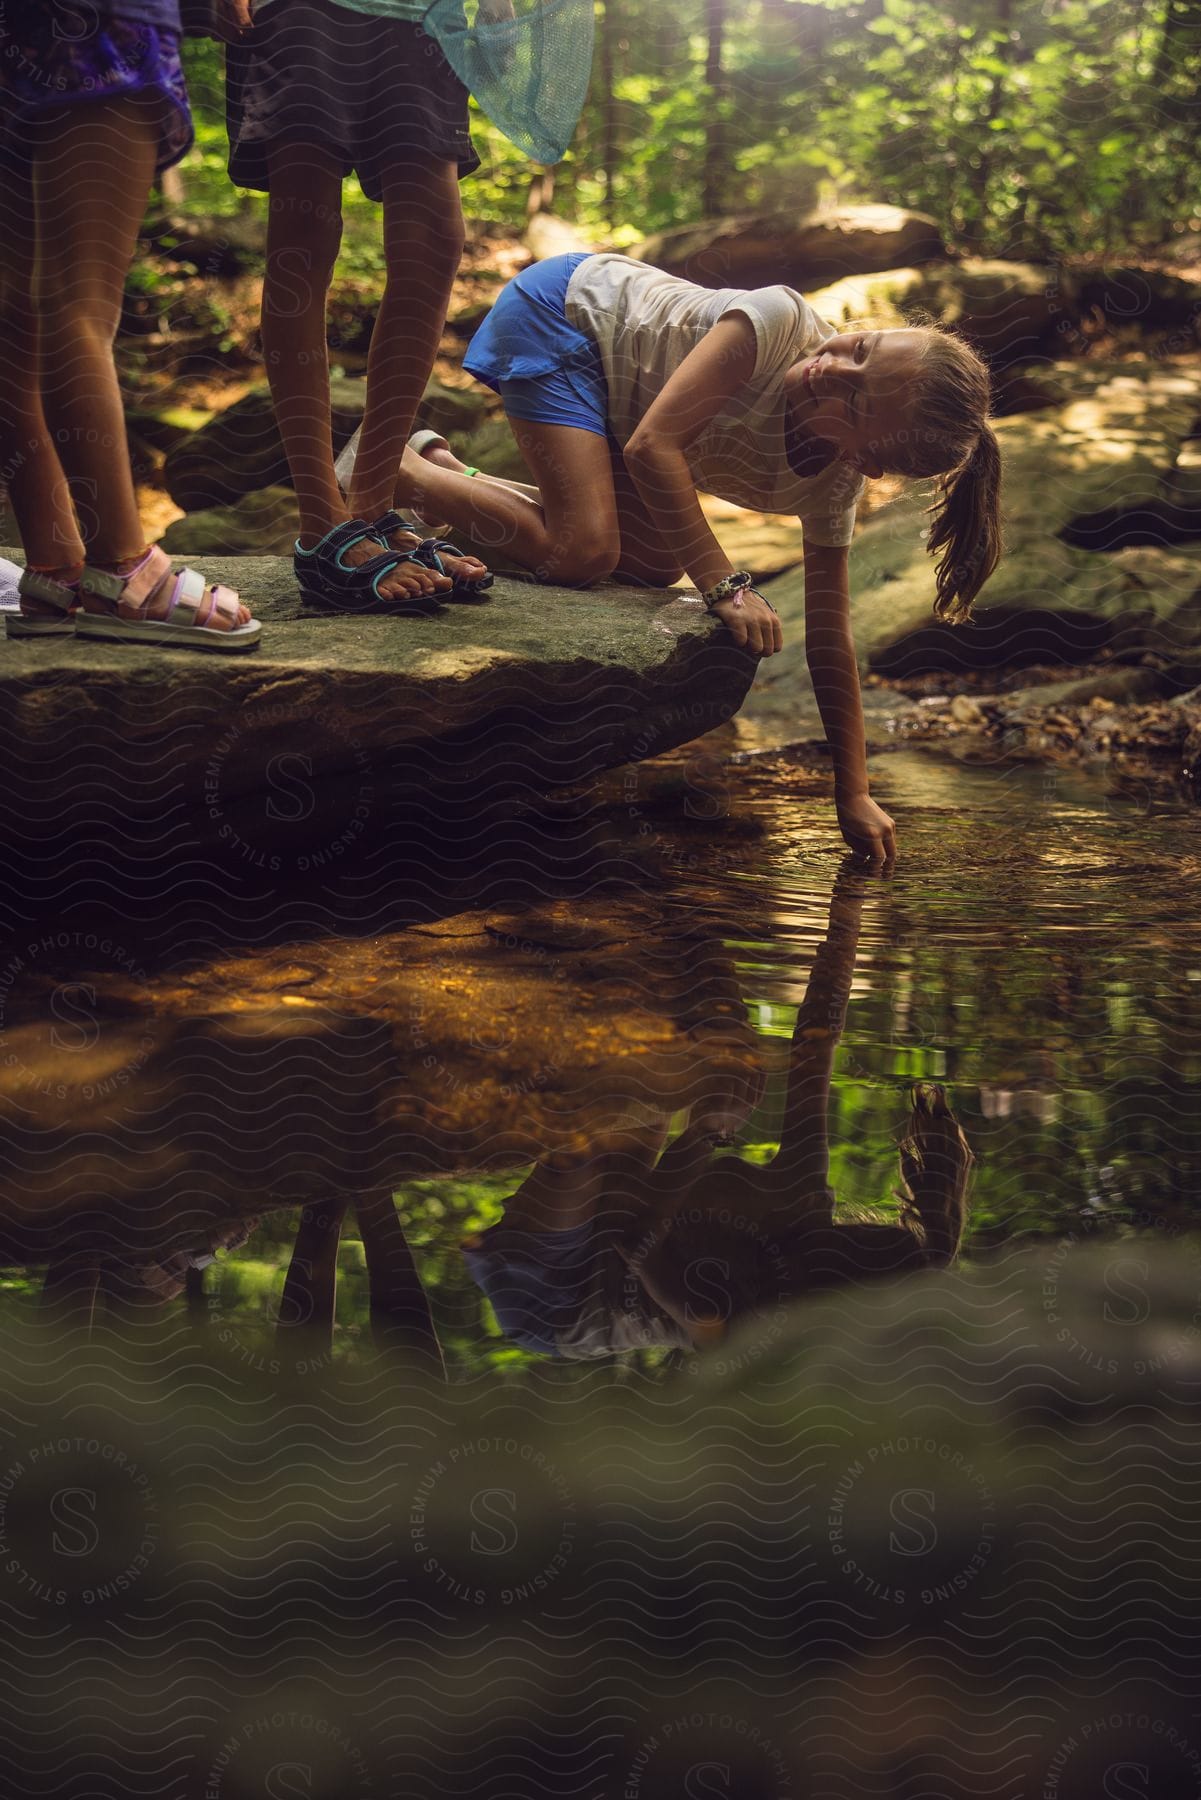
top-left (404, 439), bottom-right (685, 585)
top-left (497, 1156), bottom-right (604, 1234)
top-left (396, 419), bottom-right (621, 585)
top-left (404, 438), bottom-right (684, 585)
top-left (262, 142), bottom-right (352, 545)
top-left (0, 158), bottom-right (83, 574)
top-left (262, 142), bottom-right (444, 602)
top-left (29, 96), bottom-right (255, 634)
top-left (32, 95), bottom-right (160, 566)
top-left (345, 157), bottom-right (486, 587)
top-left (351, 156), bottom-right (460, 516)
top-left (608, 459), bottom-right (687, 586)
top-left (276, 1198), bottom-right (348, 1357)
top-left (354, 1189), bottom-right (445, 1378)
top-left (407, 433), bottom-right (542, 505)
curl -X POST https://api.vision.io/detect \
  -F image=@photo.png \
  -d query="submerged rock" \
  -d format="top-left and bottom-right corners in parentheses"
top-left (162, 378), bottom-right (366, 510)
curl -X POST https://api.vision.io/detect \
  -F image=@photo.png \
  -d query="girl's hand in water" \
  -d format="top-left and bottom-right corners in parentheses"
top-left (711, 589), bottom-right (784, 658)
top-left (836, 791), bottom-right (897, 864)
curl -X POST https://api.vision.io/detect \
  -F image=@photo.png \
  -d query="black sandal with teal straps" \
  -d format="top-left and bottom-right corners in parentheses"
top-left (372, 510), bottom-right (494, 603)
top-left (293, 519), bottom-right (446, 615)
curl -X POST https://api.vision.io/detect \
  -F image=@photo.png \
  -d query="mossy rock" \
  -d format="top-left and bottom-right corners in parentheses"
top-left (158, 487), bottom-right (300, 557)
top-left (162, 377), bottom-right (368, 510)
top-left (446, 299), bottom-right (495, 340)
top-left (809, 260), bottom-right (1201, 369)
top-left (633, 204), bottom-right (947, 288)
top-left (125, 405), bottom-right (213, 452)
top-left (161, 377), bottom-right (491, 512)
top-left (0, 553), bottom-right (758, 883)
top-left (456, 415), bottom-right (534, 485)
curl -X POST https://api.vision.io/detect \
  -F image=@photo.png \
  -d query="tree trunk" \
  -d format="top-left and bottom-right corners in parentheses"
top-left (600, 0), bottom-right (620, 227)
top-left (700, 0), bottom-right (727, 219)
top-left (963, 0), bottom-right (1012, 253)
top-left (157, 163), bottom-right (185, 213)
top-left (1154, 0), bottom-right (1201, 133)
top-left (526, 166), bottom-right (556, 216)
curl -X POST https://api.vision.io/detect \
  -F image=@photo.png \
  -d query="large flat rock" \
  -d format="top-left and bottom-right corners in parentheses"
top-left (0, 557), bottom-right (757, 872)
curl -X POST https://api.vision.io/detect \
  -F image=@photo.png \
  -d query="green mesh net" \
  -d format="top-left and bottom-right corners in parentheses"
top-left (424, 0), bottom-right (595, 166)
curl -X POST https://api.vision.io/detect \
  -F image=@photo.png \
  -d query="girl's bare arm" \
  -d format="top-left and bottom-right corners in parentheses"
top-left (621, 314), bottom-right (782, 656)
top-left (767, 864), bottom-right (866, 1212)
top-left (803, 542), bottom-right (897, 862)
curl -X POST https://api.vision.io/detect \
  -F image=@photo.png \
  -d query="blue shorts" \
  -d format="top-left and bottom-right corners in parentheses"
top-left (462, 251), bottom-right (613, 440)
top-left (459, 1218), bottom-right (602, 1358)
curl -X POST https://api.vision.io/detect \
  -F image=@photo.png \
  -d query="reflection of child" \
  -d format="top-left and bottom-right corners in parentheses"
top-left (460, 1087), bottom-right (979, 1353)
top-left (459, 1120), bottom-right (699, 1359)
top-left (0, 0), bottom-right (259, 648)
top-left (274, 1193), bottom-right (446, 1377)
top-left (626, 1083), bottom-right (973, 1351)
top-left (461, 869), bottom-right (974, 1360)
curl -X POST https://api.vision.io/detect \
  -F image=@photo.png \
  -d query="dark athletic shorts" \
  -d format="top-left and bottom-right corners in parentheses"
top-left (225, 0), bottom-right (480, 200)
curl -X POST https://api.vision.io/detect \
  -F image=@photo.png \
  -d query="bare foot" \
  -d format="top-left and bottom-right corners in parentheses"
top-left (338, 532), bottom-right (451, 602)
top-left (397, 438), bottom-right (490, 586)
top-left (418, 438), bottom-right (466, 476)
top-left (377, 520), bottom-right (489, 589)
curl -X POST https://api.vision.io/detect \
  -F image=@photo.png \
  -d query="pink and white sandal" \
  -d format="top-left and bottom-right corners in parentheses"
top-left (5, 568), bottom-right (80, 639)
top-left (77, 545), bottom-right (261, 653)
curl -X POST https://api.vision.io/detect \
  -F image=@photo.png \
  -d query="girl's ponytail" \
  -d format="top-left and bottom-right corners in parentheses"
top-left (925, 423), bottom-right (1004, 625)
top-left (879, 328), bottom-right (1003, 624)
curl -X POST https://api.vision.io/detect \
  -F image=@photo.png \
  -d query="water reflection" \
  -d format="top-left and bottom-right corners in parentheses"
top-left (456, 866), bottom-right (971, 1361)
top-left (2, 749), bottom-right (1199, 1378)
top-left (11, 864), bottom-right (974, 1375)
top-left (0, 750), bottom-right (1198, 1794)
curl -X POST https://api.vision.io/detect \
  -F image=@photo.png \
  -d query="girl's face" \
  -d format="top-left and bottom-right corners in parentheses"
top-left (784, 327), bottom-right (927, 477)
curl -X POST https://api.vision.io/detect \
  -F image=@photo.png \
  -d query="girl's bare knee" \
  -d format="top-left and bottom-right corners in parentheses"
top-left (614, 556), bottom-right (685, 588)
top-left (34, 296), bottom-right (120, 352)
top-left (548, 543), bottom-right (621, 587)
top-left (384, 217), bottom-right (465, 278)
top-left (265, 236), bottom-right (342, 295)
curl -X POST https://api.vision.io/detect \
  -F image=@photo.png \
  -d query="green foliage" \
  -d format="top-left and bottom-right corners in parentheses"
top-left (179, 1), bottom-right (1198, 259)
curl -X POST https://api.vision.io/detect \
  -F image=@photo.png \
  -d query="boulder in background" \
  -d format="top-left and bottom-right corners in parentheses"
top-left (158, 486), bottom-right (300, 557)
top-left (163, 377), bottom-right (492, 510)
top-left (632, 204), bottom-right (948, 289)
top-left (803, 260), bottom-right (1201, 370)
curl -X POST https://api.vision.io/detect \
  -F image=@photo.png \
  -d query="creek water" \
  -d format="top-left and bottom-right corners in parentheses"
top-left (2, 744), bottom-right (1198, 1376)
